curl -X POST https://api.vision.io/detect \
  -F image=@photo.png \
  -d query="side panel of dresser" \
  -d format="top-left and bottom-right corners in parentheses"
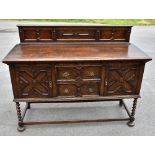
top-left (9, 61), bottom-right (145, 100)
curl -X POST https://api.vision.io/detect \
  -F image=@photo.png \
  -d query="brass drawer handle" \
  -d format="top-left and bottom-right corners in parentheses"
top-left (49, 81), bottom-right (52, 88)
top-left (64, 88), bottom-right (69, 94)
top-left (88, 88), bottom-right (94, 93)
top-left (89, 71), bottom-right (95, 77)
top-left (63, 72), bottom-right (70, 78)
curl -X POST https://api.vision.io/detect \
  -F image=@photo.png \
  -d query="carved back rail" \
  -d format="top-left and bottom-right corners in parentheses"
top-left (18, 25), bottom-right (132, 43)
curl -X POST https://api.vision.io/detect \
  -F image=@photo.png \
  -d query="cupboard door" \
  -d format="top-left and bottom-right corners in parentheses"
top-left (105, 62), bottom-right (139, 95)
top-left (15, 64), bottom-right (52, 98)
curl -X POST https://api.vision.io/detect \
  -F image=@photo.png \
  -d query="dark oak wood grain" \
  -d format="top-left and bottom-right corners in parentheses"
top-left (17, 25), bottom-right (132, 42)
top-left (2, 43), bottom-right (151, 63)
top-left (2, 25), bottom-right (152, 131)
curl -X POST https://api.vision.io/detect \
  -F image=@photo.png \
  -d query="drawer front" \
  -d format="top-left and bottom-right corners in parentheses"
top-left (13, 64), bottom-right (52, 98)
top-left (81, 81), bottom-right (100, 96)
top-left (57, 84), bottom-right (77, 97)
top-left (105, 62), bottom-right (139, 95)
top-left (57, 82), bottom-right (100, 97)
top-left (56, 63), bottom-right (102, 81)
top-left (81, 66), bottom-right (101, 79)
top-left (56, 67), bottom-right (78, 80)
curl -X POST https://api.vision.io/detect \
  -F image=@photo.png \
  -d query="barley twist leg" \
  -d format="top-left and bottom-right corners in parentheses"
top-left (16, 102), bottom-right (25, 132)
top-left (127, 98), bottom-right (138, 127)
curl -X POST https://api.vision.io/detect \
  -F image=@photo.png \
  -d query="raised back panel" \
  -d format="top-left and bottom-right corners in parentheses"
top-left (18, 25), bottom-right (132, 43)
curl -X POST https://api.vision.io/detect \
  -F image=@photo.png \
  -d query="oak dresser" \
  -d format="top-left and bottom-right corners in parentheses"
top-left (2, 25), bottom-right (152, 131)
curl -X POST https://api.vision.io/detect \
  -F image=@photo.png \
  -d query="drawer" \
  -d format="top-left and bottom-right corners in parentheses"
top-left (57, 84), bottom-right (77, 97)
top-left (81, 81), bottom-right (100, 96)
top-left (56, 67), bottom-right (78, 80)
top-left (81, 66), bottom-right (101, 79)
top-left (56, 63), bottom-right (102, 81)
top-left (56, 81), bottom-right (100, 97)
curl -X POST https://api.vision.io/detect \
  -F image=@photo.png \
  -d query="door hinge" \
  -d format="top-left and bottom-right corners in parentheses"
top-left (105, 80), bottom-right (108, 86)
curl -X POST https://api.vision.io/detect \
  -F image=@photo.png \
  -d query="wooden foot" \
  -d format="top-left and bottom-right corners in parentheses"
top-left (17, 125), bottom-right (25, 132)
top-left (127, 121), bottom-right (135, 127)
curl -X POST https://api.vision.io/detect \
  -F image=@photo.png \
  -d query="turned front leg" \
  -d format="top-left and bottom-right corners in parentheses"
top-left (16, 102), bottom-right (25, 132)
top-left (127, 98), bottom-right (138, 127)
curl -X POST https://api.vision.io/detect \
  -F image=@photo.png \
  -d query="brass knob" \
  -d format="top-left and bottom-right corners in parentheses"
top-left (49, 81), bottom-right (52, 88)
top-left (63, 72), bottom-right (70, 78)
top-left (64, 88), bottom-right (69, 94)
top-left (89, 71), bottom-right (95, 77)
top-left (88, 88), bottom-right (94, 93)
top-left (77, 87), bottom-right (81, 92)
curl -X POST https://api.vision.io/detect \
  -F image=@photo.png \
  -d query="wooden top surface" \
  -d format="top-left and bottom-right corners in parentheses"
top-left (17, 24), bottom-right (132, 27)
top-left (2, 42), bottom-right (152, 63)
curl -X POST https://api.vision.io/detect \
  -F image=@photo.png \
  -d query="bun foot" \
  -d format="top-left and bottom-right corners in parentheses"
top-left (127, 121), bottom-right (135, 127)
top-left (17, 126), bottom-right (25, 132)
